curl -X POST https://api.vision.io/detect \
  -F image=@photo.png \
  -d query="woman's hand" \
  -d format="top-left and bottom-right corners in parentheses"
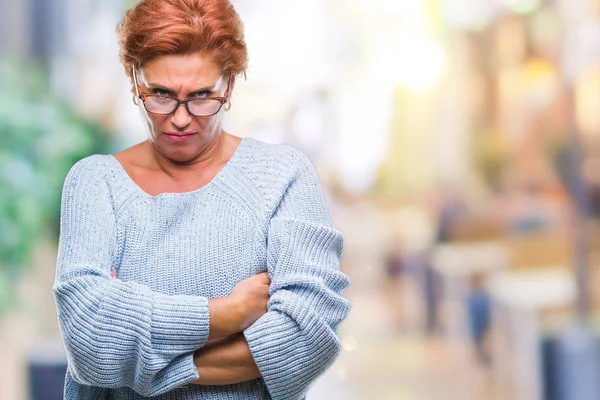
top-left (229, 272), bottom-right (270, 331)
top-left (208, 272), bottom-right (270, 339)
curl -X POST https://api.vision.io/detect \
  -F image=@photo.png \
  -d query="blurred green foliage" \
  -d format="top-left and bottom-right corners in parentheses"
top-left (0, 61), bottom-right (110, 313)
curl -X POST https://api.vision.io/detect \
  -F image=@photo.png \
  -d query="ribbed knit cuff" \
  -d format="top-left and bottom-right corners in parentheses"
top-left (144, 352), bottom-right (199, 396)
top-left (244, 312), bottom-right (301, 400)
top-left (245, 219), bottom-right (348, 399)
top-left (151, 293), bottom-right (210, 354)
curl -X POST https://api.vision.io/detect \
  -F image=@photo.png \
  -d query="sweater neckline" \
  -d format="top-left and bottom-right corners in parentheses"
top-left (107, 137), bottom-right (249, 199)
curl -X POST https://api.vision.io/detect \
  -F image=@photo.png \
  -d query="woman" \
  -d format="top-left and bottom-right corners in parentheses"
top-left (52, 0), bottom-right (351, 399)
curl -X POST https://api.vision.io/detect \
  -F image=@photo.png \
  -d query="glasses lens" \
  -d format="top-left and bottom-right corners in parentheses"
top-left (143, 96), bottom-right (177, 114)
top-left (188, 99), bottom-right (222, 116)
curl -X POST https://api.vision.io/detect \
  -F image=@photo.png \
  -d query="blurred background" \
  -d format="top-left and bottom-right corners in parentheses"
top-left (3, 0), bottom-right (600, 399)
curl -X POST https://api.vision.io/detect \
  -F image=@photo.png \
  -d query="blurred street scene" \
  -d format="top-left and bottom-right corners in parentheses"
top-left (3, 0), bottom-right (600, 399)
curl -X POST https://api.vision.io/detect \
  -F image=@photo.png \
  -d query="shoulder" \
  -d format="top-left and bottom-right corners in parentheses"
top-left (64, 154), bottom-right (117, 190)
top-left (234, 138), bottom-right (325, 211)
top-left (59, 154), bottom-right (121, 215)
top-left (237, 138), bottom-right (314, 179)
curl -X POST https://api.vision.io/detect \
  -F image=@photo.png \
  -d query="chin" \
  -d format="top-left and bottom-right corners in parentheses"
top-left (153, 141), bottom-right (196, 163)
top-left (169, 149), bottom-right (201, 164)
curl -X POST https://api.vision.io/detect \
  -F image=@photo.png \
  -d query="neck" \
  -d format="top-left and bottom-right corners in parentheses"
top-left (150, 133), bottom-right (228, 183)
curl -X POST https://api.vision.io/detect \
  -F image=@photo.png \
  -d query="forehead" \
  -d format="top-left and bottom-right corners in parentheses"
top-left (140, 52), bottom-right (222, 87)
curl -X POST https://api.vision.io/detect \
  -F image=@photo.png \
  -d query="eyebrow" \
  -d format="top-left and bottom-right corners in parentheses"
top-left (146, 83), bottom-right (217, 96)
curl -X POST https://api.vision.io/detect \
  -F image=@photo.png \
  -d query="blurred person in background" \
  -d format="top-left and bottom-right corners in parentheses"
top-left (382, 235), bottom-right (406, 332)
top-left (434, 185), bottom-right (466, 243)
top-left (52, 0), bottom-right (351, 399)
top-left (465, 272), bottom-right (491, 367)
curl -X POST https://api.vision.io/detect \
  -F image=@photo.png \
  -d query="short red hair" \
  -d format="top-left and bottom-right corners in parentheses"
top-left (117, 0), bottom-right (248, 78)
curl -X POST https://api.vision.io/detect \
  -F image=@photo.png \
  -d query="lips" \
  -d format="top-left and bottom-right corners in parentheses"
top-left (163, 132), bottom-right (197, 142)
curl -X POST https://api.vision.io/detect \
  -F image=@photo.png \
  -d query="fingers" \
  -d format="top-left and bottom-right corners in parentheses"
top-left (257, 272), bottom-right (270, 285)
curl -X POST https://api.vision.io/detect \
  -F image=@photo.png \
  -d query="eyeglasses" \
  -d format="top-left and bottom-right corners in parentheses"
top-left (138, 94), bottom-right (227, 116)
top-left (131, 66), bottom-right (230, 117)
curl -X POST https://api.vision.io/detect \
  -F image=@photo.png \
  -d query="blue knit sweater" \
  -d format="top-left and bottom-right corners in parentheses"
top-left (53, 137), bottom-right (351, 399)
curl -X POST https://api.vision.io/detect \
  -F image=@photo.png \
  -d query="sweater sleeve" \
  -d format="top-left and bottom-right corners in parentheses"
top-left (53, 156), bottom-right (209, 397)
top-left (243, 153), bottom-right (351, 400)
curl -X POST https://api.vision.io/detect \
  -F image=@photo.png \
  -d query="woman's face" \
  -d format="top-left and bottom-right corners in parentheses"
top-left (134, 52), bottom-right (232, 163)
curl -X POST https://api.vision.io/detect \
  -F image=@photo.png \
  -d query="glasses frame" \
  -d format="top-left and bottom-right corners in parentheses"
top-left (131, 66), bottom-right (231, 117)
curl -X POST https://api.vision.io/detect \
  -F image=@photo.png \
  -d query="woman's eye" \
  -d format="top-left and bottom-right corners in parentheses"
top-left (195, 91), bottom-right (212, 98)
top-left (152, 89), bottom-right (170, 96)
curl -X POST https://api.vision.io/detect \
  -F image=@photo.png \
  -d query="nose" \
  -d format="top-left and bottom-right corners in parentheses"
top-left (170, 102), bottom-right (192, 129)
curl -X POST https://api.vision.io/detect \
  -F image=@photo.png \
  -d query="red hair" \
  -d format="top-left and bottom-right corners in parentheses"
top-left (117, 0), bottom-right (248, 78)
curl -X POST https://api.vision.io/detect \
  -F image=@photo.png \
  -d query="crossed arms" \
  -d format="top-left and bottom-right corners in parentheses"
top-left (53, 155), bottom-right (350, 399)
top-left (192, 275), bottom-right (269, 385)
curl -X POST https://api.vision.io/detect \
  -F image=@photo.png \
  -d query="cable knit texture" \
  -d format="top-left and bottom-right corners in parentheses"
top-left (53, 138), bottom-right (351, 400)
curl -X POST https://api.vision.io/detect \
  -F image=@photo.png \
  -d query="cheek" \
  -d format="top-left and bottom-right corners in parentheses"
top-left (199, 113), bottom-right (224, 132)
top-left (144, 114), bottom-right (166, 134)
top-left (194, 116), bottom-right (220, 134)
